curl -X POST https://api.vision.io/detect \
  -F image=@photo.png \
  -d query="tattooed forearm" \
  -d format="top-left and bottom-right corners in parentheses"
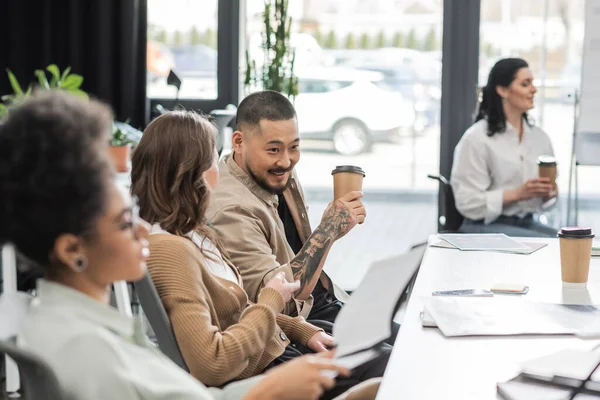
top-left (290, 230), bottom-right (332, 288)
top-left (289, 201), bottom-right (357, 298)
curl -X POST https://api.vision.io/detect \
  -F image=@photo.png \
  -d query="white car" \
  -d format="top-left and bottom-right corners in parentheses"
top-left (294, 67), bottom-right (415, 155)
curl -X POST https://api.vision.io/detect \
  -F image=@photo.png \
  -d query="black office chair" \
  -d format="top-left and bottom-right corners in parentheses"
top-left (427, 174), bottom-right (464, 232)
top-left (132, 273), bottom-right (188, 371)
top-left (209, 108), bottom-right (236, 156)
top-left (0, 337), bottom-right (64, 400)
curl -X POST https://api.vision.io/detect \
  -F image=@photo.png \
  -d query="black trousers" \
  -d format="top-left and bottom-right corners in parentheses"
top-left (265, 342), bottom-right (392, 400)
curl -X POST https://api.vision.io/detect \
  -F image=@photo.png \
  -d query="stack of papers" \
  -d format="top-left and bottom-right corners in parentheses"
top-left (497, 349), bottom-right (600, 399)
top-left (421, 297), bottom-right (600, 337)
top-left (498, 375), bottom-right (600, 399)
top-left (434, 233), bottom-right (547, 255)
top-left (520, 349), bottom-right (600, 383)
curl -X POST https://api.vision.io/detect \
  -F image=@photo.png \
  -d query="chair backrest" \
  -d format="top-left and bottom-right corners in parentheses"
top-left (427, 174), bottom-right (464, 232)
top-left (209, 108), bottom-right (236, 156)
top-left (132, 274), bottom-right (188, 371)
top-left (0, 337), bottom-right (64, 400)
top-left (0, 292), bottom-right (64, 399)
top-left (0, 291), bottom-right (33, 341)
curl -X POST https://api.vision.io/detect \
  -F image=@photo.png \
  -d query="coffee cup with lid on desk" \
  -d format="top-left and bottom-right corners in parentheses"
top-left (558, 227), bottom-right (595, 288)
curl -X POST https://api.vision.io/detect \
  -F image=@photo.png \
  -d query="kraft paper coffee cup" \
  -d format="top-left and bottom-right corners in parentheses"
top-left (538, 155), bottom-right (557, 191)
top-left (558, 227), bottom-right (594, 287)
top-left (332, 165), bottom-right (365, 200)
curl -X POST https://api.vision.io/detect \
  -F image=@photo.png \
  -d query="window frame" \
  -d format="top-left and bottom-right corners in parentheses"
top-left (147, 0), bottom-right (240, 117)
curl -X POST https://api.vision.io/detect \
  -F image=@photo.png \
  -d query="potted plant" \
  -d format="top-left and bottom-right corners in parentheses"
top-left (244, 0), bottom-right (298, 98)
top-left (0, 64), bottom-right (87, 119)
top-left (109, 122), bottom-right (137, 173)
top-left (0, 65), bottom-right (143, 172)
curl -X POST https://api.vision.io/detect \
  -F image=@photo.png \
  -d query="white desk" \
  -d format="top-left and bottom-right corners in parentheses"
top-left (377, 237), bottom-right (600, 399)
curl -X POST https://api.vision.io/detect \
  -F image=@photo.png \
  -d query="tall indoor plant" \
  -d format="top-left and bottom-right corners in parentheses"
top-left (244, 0), bottom-right (298, 98)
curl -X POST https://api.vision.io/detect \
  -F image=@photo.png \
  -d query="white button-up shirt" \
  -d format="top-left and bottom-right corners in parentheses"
top-left (450, 118), bottom-right (554, 224)
top-left (18, 280), bottom-right (261, 400)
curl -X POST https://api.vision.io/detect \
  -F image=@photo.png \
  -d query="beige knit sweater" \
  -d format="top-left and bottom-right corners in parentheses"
top-left (147, 234), bottom-right (322, 386)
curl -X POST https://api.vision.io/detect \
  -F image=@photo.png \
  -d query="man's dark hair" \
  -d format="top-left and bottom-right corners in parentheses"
top-left (0, 91), bottom-right (114, 271)
top-left (236, 90), bottom-right (296, 131)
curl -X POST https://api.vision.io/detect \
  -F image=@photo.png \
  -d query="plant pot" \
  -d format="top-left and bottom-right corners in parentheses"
top-left (108, 145), bottom-right (132, 173)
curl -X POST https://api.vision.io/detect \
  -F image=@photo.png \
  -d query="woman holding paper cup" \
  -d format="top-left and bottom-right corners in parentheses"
top-left (450, 58), bottom-right (558, 237)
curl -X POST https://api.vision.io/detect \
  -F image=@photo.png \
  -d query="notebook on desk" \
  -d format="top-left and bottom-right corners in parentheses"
top-left (498, 374), bottom-right (600, 400)
top-left (497, 348), bottom-right (600, 399)
top-left (433, 234), bottom-right (547, 255)
top-left (438, 233), bottom-right (529, 251)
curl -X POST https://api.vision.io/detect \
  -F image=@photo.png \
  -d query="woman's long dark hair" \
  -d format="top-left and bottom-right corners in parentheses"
top-left (475, 57), bottom-right (532, 136)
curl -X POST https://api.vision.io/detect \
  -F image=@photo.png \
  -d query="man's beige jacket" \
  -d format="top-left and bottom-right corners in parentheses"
top-left (207, 154), bottom-right (349, 318)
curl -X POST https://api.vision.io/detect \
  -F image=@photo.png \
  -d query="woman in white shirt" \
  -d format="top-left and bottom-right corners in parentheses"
top-left (0, 91), bottom-right (356, 400)
top-left (450, 58), bottom-right (558, 237)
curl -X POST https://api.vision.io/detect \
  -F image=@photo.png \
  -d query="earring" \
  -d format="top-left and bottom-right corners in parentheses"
top-left (72, 255), bottom-right (88, 272)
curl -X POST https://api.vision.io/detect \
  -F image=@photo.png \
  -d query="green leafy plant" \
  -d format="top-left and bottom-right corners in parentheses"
top-left (0, 64), bottom-right (87, 119)
top-left (393, 32), bottom-right (404, 48)
top-left (324, 31), bottom-right (337, 49)
top-left (244, 0), bottom-right (298, 99)
top-left (111, 121), bottom-right (137, 147)
top-left (314, 29), bottom-right (323, 47)
top-left (0, 65), bottom-right (141, 148)
top-left (360, 33), bottom-right (372, 50)
top-left (376, 30), bottom-right (387, 48)
top-left (406, 29), bottom-right (418, 49)
top-left (345, 33), bottom-right (357, 49)
top-left (422, 28), bottom-right (438, 51)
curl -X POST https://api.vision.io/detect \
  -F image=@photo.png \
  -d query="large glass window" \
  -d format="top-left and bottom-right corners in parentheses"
top-left (147, 0), bottom-right (218, 100)
top-left (243, 0), bottom-right (443, 289)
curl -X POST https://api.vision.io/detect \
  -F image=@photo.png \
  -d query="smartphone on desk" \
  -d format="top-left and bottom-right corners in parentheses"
top-left (432, 289), bottom-right (494, 297)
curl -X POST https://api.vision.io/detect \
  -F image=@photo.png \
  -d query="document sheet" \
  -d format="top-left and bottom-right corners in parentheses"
top-left (423, 297), bottom-right (600, 337)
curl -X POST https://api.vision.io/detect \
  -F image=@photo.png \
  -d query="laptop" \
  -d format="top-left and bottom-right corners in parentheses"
top-left (332, 245), bottom-right (425, 368)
